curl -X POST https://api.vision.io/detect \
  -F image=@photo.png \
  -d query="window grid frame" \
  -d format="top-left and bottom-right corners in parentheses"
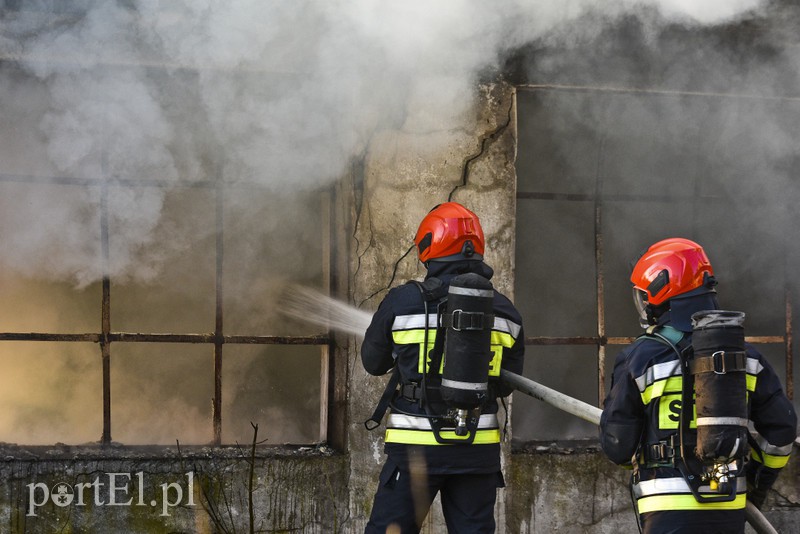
top-left (0, 172), bottom-right (334, 446)
top-left (515, 84), bottom-right (794, 408)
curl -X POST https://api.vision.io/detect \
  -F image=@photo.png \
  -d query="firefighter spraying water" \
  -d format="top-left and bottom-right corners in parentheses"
top-left (355, 202), bottom-right (525, 532)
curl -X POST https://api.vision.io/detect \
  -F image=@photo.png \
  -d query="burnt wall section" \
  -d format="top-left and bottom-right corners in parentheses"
top-left (0, 445), bottom-right (348, 533)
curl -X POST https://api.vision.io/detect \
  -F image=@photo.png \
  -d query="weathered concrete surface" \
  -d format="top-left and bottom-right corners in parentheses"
top-left (0, 444), bottom-right (348, 533)
top-left (508, 445), bottom-right (636, 533)
top-left (1, 442), bottom-right (797, 533)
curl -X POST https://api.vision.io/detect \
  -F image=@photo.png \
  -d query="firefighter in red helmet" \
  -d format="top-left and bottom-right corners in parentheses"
top-left (361, 202), bottom-right (525, 533)
top-left (600, 238), bottom-right (797, 534)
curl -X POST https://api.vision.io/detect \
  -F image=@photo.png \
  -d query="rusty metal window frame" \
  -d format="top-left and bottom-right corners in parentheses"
top-left (0, 172), bottom-right (334, 446)
top-left (515, 84), bottom-right (794, 408)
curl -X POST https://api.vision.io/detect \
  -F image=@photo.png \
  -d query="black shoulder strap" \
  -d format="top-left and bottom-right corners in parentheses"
top-left (363, 278), bottom-right (446, 432)
top-left (413, 277), bottom-right (447, 302)
top-left (364, 368), bottom-right (400, 431)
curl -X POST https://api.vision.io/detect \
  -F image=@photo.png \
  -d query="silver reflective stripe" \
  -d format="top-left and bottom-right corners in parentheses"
top-left (633, 477), bottom-right (690, 498)
top-left (393, 313), bottom-right (522, 339)
top-left (746, 357), bottom-right (763, 375)
top-left (387, 413), bottom-right (499, 430)
top-left (448, 286), bottom-right (494, 298)
top-left (492, 317), bottom-right (522, 338)
top-left (633, 353), bottom-right (761, 392)
top-left (635, 360), bottom-right (681, 392)
top-left (441, 378), bottom-right (487, 391)
top-left (633, 476), bottom-right (744, 498)
top-left (754, 432), bottom-right (794, 455)
top-left (696, 417), bottom-right (749, 427)
top-left (392, 314), bottom-right (438, 331)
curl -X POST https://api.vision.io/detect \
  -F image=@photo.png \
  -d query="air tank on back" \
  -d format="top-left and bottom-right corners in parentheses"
top-left (441, 272), bottom-right (494, 435)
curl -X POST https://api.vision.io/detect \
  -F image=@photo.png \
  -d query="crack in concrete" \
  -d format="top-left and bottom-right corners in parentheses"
top-left (358, 244), bottom-right (415, 309)
top-left (351, 158), bottom-right (367, 296)
top-left (449, 96), bottom-right (515, 202)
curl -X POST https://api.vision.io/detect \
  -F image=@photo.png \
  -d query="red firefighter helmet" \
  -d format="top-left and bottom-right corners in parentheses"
top-left (630, 238), bottom-right (714, 314)
top-left (414, 202), bottom-right (485, 263)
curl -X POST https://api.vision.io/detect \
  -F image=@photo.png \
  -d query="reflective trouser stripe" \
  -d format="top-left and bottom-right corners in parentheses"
top-left (752, 433), bottom-right (794, 468)
top-left (387, 413), bottom-right (498, 430)
top-left (385, 413), bottom-right (500, 445)
top-left (634, 477), bottom-right (746, 513)
top-left (636, 493), bottom-right (746, 513)
top-left (752, 449), bottom-right (791, 469)
top-left (385, 428), bottom-right (501, 445)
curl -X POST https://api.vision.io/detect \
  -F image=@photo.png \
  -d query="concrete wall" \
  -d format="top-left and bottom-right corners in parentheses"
top-left (4, 444), bottom-right (796, 533)
top-left (0, 445), bottom-right (348, 533)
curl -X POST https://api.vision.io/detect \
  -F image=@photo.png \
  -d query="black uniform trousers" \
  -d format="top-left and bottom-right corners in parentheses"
top-left (364, 459), bottom-right (504, 534)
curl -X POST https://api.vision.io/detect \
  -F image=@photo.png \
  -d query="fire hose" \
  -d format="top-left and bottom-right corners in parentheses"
top-left (500, 369), bottom-right (779, 534)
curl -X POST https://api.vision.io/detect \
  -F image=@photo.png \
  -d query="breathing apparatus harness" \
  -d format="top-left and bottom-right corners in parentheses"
top-left (364, 273), bottom-right (497, 445)
top-left (632, 311), bottom-right (750, 508)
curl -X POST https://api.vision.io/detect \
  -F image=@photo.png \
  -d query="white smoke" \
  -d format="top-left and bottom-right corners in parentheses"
top-left (0, 0), bottom-right (767, 285)
top-left (652, 0), bottom-right (763, 23)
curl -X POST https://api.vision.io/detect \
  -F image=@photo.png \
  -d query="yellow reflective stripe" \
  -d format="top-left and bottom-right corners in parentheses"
top-left (657, 394), bottom-right (681, 430)
top-left (488, 332), bottom-right (515, 377)
top-left (391, 329), bottom-right (439, 373)
top-left (490, 331), bottom-right (515, 348)
top-left (392, 329), bottom-right (430, 345)
top-left (656, 393), bottom-right (697, 430)
top-left (487, 351), bottom-right (501, 376)
top-left (387, 413), bottom-right (498, 430)
top-left (635, 360), bottom-right (681, 392)
top-left (746, 373), bottom-right (756, 392)
top-left (385, 428), bottom-right (501, 445)
top-left (643, 376), bottom-right (754, 404)
top-left (637, 493), bottom-right (746, 514)
top-left (392, 329), bottom-right (517, 376)
top-left (641, 376), bottom-right (682, 405)
top-left (751, 450), bottom-right (791, 469)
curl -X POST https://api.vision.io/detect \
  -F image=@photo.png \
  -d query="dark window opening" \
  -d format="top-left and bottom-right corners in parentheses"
top-left (513, 86), bottom-right (797, 444)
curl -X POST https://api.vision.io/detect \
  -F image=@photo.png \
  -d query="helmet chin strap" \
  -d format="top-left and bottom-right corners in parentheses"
top-left (642, 303), bottom-right (666, 328)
